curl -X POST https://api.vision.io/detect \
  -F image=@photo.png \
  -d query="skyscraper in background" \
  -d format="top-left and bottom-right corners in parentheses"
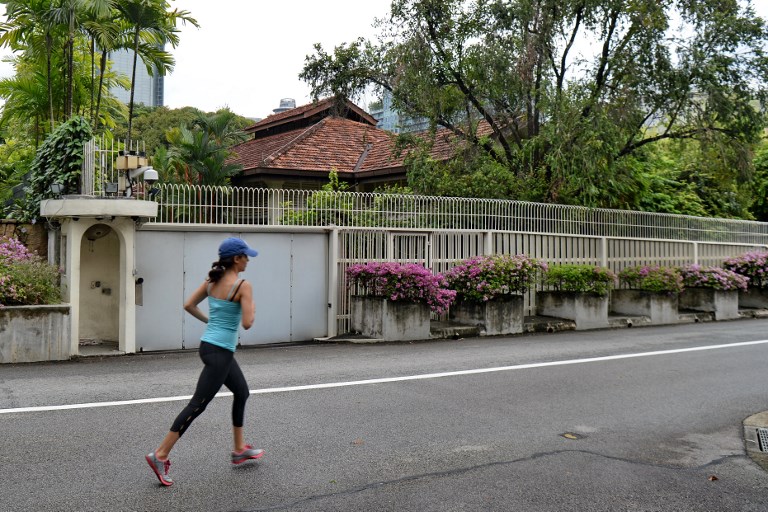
top-left (108, 49), bottom-right (164, 107)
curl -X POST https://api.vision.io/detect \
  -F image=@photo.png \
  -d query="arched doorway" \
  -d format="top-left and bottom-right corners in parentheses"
top-left (78, 224), bottom-right (120, 351)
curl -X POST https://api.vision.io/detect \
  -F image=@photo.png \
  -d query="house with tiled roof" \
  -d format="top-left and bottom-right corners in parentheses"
top-left (230, 97), bottom-right (407, 191)
top-left (229, 97), bottom-right (494, 192)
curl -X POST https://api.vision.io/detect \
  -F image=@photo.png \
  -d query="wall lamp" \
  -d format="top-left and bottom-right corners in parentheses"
top-left (49, 183), bottom-right (64, 197)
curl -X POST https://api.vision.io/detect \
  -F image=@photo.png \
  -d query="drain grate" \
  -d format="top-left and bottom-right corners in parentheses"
top-left (758, 427), bottom-right (768, 452)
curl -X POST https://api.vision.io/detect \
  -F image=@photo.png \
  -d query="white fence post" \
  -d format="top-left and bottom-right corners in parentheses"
top-left (484, 231), bottom-right (493, 255)
top-left (600, 237), bottom-right (608, 267)
top-left (327, 226), bottom-right (339, 337)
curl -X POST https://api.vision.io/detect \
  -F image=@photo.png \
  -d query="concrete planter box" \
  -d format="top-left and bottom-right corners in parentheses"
top-left (536, 291), bottom-right (609, 330)
top-left (611, 289), bottom-right (679, 325)
top-left (0, 305), bottom-right (71, 363)
top-left (350, 296), bottom-right (430, 341)
top-left (679, 288), bottom-right (739, 320)
top-left (738, 288), bottom-right (768, 309)
top-left (450, 296), bottom-right (524, 335)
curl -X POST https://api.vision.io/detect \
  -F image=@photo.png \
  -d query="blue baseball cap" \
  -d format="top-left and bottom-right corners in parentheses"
top-left (218, 237), bottom-right (258, 259)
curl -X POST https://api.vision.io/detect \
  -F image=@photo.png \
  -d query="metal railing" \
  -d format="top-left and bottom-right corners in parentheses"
top-left (150, 183), bottom-right (768, 244)
top-left (81, 136), bottom-right (149, 197)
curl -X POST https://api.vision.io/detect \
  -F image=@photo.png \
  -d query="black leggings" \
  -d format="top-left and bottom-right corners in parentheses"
top-left (170, 342), bottom-right (250, 437)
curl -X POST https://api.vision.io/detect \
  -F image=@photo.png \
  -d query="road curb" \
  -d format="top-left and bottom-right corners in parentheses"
top-left (743, 411), bottom-right (768, 472)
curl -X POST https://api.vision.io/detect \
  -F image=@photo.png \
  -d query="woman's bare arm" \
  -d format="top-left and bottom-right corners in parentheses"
top-left (183, 281), bottom-right (209, 323)
top-left (236, 281), bottom-right (255, 330)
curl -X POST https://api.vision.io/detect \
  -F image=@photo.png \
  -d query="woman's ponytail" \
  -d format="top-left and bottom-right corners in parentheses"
top-left (208, 257), bottom-right (235, 283)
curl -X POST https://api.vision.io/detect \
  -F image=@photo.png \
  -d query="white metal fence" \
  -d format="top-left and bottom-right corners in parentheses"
top-left (148, 184), bottom-right (768, 333)
top-left (151, 184), bottom-right (768, 244)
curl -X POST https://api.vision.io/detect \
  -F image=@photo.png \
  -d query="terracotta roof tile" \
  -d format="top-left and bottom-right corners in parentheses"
top-left (232, 117), bottom-right (398, 173)
top-left (243, 97), bottom-right (377, 135)
top-left (231, 113), bottom-right (497, 177)
top-left (243, 98), bottom-right (335, 133)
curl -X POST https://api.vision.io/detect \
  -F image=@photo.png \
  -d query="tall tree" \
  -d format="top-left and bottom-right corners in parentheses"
top-left (300, 0), bottom-right (768, 211)
top-left (49, 0), bottom-right (83, 119)
top-left (114, 0), bottom-right (197, 143)
top-left (0, 0), bottom-right (60, 130)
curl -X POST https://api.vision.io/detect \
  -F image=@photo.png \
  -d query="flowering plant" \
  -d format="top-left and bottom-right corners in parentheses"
top-left (0, 236), bottom-right (61, 306)
top-left (618, 265), bottom-right (684, 294)
top-left (723, 251), bottom-right (768, 289)
top-left (678, 264), bottom-right (748, 291)
top-left (346, 262), bottom-right (456, 314)
top-left (444, 254), bottom-right (547, 302)
top-left (542, 264), bottom-right (617, 296)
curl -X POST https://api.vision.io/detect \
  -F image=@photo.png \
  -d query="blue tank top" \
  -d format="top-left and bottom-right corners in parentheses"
top-left (200, 280), bottom-right (243, 352)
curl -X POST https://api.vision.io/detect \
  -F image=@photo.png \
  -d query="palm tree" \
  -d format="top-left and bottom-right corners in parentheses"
top-left (167, 111), bottom-right (244, 222)
top-left (80, 0), bottom-right (120, 127)
top-left (49, 0), bottom-right (84, 119)
top-left (0, 71), bottom-right (54, 145)
top-left (115, 0), bottom-right (197, 143)
top-left (0, 0), bottom-right (60, 130)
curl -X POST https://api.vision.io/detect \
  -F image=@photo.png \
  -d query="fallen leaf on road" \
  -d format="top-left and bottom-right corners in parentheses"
top-left (708, 475), bottom-right (718, 481)
top-left (351, 438), bottom-right (364, 446)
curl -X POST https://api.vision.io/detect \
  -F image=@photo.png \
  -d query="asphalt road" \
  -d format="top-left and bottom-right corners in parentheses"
top-left (2, 320), bottom-right (768, 511)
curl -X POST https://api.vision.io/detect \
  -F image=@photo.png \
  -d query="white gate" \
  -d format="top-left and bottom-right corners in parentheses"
top-left (135, 229), bottom-right (327, 351)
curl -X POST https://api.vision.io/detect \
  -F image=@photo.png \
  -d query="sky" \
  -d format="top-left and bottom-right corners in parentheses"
top-left (0, 0), bottom-right (767, 121)
top-left (163, 0), bottom-right (393, 119)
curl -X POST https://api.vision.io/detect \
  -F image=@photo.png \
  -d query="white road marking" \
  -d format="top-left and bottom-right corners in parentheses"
top-left (2, 339), bottom-right (767, 415)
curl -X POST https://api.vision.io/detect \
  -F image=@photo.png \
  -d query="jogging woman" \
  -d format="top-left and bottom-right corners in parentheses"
top-left (146, 237), bottom-right (264, 486)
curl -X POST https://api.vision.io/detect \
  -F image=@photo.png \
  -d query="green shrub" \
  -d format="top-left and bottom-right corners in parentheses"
top-left (543, 264), bottom-right (617, 296)
top-left (618, 265), bottom-right (684, 294)
top-left (9, 116), bottom-right (92, 222)
top-left (0, 236), bottom-right (61, 306)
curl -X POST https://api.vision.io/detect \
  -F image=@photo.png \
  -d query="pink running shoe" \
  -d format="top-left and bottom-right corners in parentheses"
top-left (146, 452), bottom-right (173, 486)
top-left (232, 445), bottom-right (264, 464)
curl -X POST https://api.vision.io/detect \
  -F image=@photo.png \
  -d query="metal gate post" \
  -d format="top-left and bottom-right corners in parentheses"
top-left (327, 226), bottom-right (339, 337)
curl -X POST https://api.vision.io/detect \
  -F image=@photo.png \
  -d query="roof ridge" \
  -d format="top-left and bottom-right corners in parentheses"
top-left (262, 118), bottom-right (329, 165)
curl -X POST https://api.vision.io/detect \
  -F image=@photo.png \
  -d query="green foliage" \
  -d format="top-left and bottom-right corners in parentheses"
top-left (9, 116), bottom-right (92, 222)
top-left (0, 236), bottom-right (61, 306)
top-left (618, 265), bottom-right (684, 294)
top-left (0, 132), bottom-right (36, 213)
top-left (111, 105), bottom-right (201, 155)
top-left (749, 144), bottom-right (768, 221)
top-left (165, 108), bottom-right (246, 186)
top-left (281, 169), bottom-right (355, 225)
top-left (301, 0), bottom-right (768, 214)
top-left (543, 264), bottom-right (617, 297)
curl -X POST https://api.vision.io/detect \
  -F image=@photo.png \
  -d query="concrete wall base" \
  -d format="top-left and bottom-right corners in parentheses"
top-left (679, 288), bottom-right (739, 320)
top-left (536, 291), bottom-right (609, 330)
top-left (611, 289), bottom-right (679, 325)
top-left (0, 305), bottom-right (71, 363)
top-left (450, 296), bottom-right (524, 335)
top-left (350, 296), bottom-right (430, 341)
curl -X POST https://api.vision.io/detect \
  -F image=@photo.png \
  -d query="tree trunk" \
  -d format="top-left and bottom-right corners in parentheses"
top-left (127, 29), bottom-right (140, 143)
top-left (46, 35), bottom-right (54, 132)
top-left (89, 37), bottom-right (95, 123)
top-left (94, 51), bottom-right (108, 129)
